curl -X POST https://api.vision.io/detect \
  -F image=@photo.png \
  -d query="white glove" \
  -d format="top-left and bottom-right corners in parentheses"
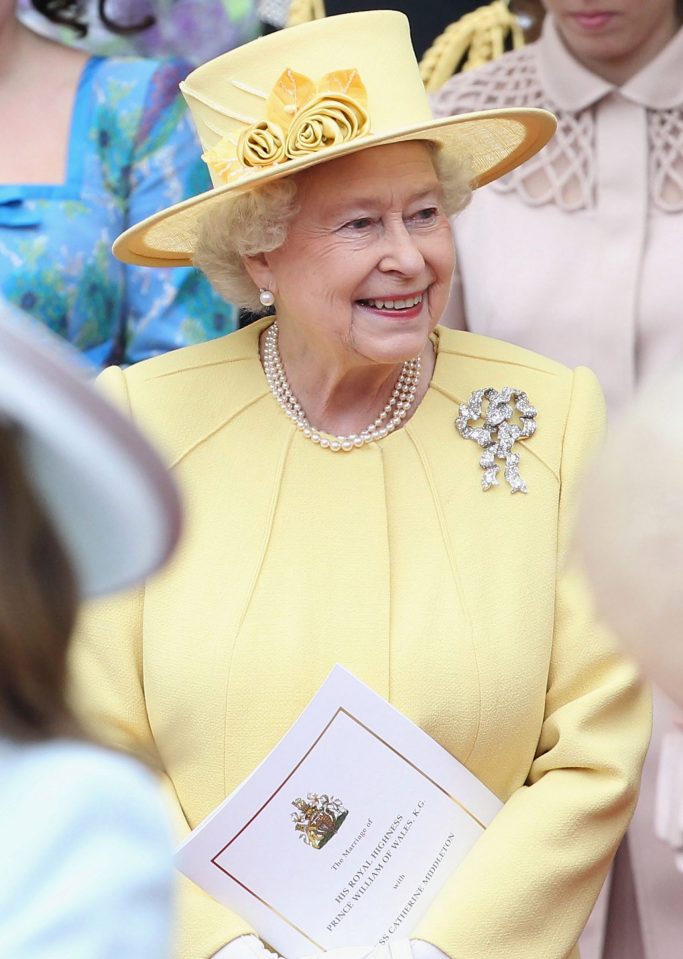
top-left (411, 941), bottom-right (449, 959)
top-left (303, 938), bottom-right (448, 959)
top-left (213, 935), bottom-right (283, 959)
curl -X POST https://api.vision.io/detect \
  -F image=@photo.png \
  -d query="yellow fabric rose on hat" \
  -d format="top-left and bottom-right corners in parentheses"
top-left (266, 68), bottom-right (370, 158)
top-left (285, 92), bottom-right (369, 157)
top-left (202, 68), bottom-right (370, 184)
top-left (237, 120), bottom-right (287, 168)
top-left (276, 69), bottom-right (369, 157)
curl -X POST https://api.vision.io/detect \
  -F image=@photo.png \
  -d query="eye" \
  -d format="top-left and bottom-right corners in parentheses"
top-left (408, 207), bottom-right (439, 224)
top-left (342, 216), bottom-right (375, 231)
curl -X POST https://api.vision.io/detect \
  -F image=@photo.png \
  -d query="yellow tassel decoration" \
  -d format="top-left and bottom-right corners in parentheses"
top-left (420, 1), bottom-right (526, 93)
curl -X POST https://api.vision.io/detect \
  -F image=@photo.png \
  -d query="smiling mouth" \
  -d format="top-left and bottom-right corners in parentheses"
top-left (357, 292), bottom-right (424, 311)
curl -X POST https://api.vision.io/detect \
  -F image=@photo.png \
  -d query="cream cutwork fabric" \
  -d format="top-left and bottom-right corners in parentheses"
top-left (650, 109), bottom-right (683, 212)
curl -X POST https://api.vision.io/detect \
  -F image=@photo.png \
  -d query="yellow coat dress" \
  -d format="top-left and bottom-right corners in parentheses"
top-left (71, 319), bottom-right (650, 959)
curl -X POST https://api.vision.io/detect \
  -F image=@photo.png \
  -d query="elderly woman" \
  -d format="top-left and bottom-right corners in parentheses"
top-left (72, 12), bottom-right (650, 959)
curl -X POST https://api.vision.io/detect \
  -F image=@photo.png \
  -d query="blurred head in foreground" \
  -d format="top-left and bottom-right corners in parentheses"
top-left (577, 367), bottom-right (683, 708)
top-left (0, 302), bottom-right (181, 742)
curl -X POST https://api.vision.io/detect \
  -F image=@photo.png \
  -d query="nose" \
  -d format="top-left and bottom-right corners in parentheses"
top-left (379, 219), bottom-right (425, 277)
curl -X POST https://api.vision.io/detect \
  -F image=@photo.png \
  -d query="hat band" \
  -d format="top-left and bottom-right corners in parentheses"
top-left (199, 68), bottom-right (372, 185)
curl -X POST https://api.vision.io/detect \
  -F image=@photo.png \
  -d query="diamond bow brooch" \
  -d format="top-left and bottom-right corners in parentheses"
top-left (455, 387), bottom-right (538, 493)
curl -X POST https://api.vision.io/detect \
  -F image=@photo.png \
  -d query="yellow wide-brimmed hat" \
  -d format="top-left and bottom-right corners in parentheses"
top-left (114, 10), bottom-right (556, 268)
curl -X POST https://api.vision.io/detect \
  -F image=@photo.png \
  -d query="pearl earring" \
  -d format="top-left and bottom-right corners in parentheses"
top-left (259, 288), bottom-right (275, 308)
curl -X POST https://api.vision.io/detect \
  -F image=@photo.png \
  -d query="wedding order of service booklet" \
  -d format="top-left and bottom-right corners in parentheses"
top-left (176, 667), bottom-right (502, 957)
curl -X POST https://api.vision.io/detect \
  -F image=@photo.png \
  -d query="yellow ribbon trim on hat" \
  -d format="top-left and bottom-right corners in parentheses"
top-left (202, 68), bottom-right (370, 184)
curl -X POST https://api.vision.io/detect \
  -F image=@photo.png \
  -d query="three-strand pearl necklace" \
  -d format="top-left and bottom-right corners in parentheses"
top-left (262, 321), bottom-right (421, 452)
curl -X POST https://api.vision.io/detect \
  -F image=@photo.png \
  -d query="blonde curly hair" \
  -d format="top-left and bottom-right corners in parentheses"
top-left (194, 144), bottom-right (472, 311)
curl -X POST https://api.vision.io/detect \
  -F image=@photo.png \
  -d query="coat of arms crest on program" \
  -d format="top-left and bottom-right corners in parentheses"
top-left (291, 793), bottom-right (348, 849)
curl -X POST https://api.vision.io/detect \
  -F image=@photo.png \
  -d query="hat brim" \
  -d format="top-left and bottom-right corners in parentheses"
top-left (114, 107), bottom-right (556, 268)
top-left (0, 304), bottom-right (182, 597)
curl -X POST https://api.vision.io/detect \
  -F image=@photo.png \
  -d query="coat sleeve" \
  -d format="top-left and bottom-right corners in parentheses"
top-left (412, 366), bottom-right (651, 959)
top-left (69, 364), bottom-right (254, 959)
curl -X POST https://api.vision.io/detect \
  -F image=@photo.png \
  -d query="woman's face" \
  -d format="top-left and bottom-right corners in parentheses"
top-left (542, 0), bottom-right (679, 75)
top-left (251, 142), bottom-right (455, 368)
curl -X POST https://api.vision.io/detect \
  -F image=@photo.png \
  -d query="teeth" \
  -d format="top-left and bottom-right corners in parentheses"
top-left (364, 294), bottom-right (423, 310)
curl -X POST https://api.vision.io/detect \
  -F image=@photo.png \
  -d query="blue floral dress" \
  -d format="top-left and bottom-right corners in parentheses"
top-left (0, 57), bottom-right (238, 367)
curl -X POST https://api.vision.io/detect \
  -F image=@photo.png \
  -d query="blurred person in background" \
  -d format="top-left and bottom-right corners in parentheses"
top-left (577, 365), bottom-right (683, 877)
top-left (431, 3), bottom-right (683, 958)
top-left (1, 0), bottom-right (239, 367)
top-left (0, 300), bottom-right (181, 957)
top-left (17, 0), bottom-right (260, 63)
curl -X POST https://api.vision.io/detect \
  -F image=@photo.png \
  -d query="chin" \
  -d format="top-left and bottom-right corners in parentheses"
top-left (362, 330), bottom-right (431, 366)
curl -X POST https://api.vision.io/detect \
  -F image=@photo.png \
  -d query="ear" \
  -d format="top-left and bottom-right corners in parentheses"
top-left (243, 252), bottom-right (278, 296)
